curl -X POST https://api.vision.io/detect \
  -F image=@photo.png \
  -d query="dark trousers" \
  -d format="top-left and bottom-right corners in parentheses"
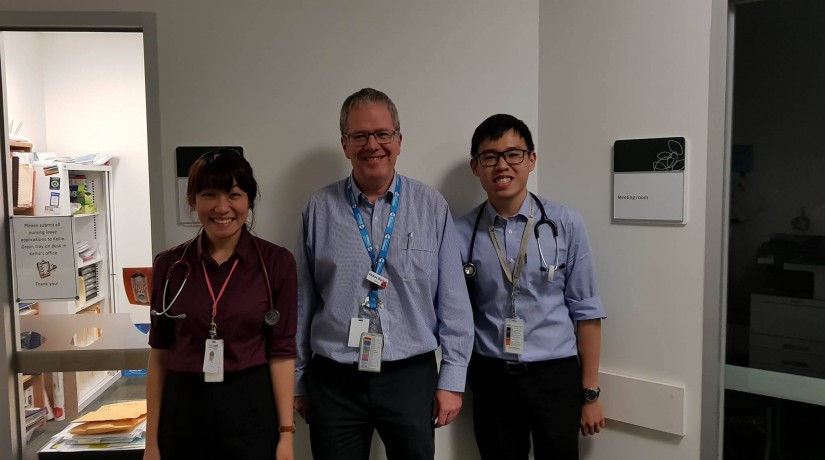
top-left (159, 365), bottom-right (278, 460)
top-left (307, 352), bottom-right (438, 460)
top-left (469, 354), bottom-right (582, 460)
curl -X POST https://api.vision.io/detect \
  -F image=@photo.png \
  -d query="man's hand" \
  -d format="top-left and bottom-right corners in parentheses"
top-left (580, 400), bottom-right (605, 436)
top-left (432, 389), bottom-right (462, 428)
top-left (294, 396), bottom-right (309, 423)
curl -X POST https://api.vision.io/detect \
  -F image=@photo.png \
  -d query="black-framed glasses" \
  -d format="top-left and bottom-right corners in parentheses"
top-left (473, 149), bottom-right (532, 167)
top-left (343, 130), bottom-right (398, 147)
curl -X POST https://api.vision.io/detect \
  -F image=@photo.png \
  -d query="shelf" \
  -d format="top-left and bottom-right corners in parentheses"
top-left (73, 212), bottom-right (100, 219)
top-left (62, 164), bottom-right (111, 172)
top-left (75, 295), bottom-right (105, 313)
top-left (10, 140), bottom-right (32, 150)
top-left (78, 257), bottom-right (102, 269)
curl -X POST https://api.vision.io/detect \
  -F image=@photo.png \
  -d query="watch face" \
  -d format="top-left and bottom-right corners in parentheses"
top-left (584, 387), bottom-right (600, 402)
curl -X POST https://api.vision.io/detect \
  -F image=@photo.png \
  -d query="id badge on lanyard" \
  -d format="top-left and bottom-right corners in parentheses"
top-left (201, 258), bottom-right (239, 383)
top-left (488, 201), bottom-right (533, 356)
top-left (346, 177), bottom-right (401, 353)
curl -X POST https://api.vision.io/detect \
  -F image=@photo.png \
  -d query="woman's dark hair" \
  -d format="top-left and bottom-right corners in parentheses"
top-left (186, 149), bottom-right (259, 210)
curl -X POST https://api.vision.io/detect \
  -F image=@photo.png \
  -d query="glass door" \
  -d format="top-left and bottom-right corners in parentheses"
top-left (723, 1), bottom-right (825, 458)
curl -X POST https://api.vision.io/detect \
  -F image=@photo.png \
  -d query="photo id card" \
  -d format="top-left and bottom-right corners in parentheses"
top-left (348, 318), bottom-right (370, 347)
top-left (203, 339), bottom-right (224, 382)
top-left (503, 318), bottom-right (525, 355)
top-left (358, 332), bottom-right (383, 373)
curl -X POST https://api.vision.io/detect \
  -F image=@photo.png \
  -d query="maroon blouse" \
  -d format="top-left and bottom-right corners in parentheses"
top-left (149, 228), bottom-right (297, 373)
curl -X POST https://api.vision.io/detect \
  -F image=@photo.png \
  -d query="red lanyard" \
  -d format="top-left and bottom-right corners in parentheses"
top-left (202, 258), bottom-right (239, 338)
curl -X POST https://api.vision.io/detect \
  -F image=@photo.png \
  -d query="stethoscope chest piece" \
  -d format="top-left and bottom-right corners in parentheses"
top-left (264, 309), bottom-right (280, 326)
top-left (463, 262), bottom-right (477, 279)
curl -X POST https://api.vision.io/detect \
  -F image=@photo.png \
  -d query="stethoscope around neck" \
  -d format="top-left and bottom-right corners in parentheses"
top-left (463, 192), bottom-right (561, 279)
top-left (151, 229), bottom-right (279, 326)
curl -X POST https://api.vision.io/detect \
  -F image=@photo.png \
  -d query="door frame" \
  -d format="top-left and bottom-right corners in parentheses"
top-left (0, 12), bottom-right (164, 459)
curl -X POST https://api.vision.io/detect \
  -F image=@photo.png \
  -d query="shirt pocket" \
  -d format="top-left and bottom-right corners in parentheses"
top-left (393, 235), bottom-right (438, 280)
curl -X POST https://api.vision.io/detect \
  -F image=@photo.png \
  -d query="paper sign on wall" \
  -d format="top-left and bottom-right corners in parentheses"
top-left (613, 137), bottom-right (687, 224)
top-left (11, 216), bottom-right (78, 301)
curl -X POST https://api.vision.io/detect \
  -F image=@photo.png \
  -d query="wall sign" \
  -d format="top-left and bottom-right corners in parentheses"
top-left (613, 137), bottom-right (687, 224)
top-left (175, 146), bottom-right (243, 225)
top-left (11, 216), bottom-right (78, 301)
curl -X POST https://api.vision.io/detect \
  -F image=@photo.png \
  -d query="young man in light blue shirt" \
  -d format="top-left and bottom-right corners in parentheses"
top-left (456, 114), bottom-right (606, 460)
top-left (293, 88), bottom-right (474, 460)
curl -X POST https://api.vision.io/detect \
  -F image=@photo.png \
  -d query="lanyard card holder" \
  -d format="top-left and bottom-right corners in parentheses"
top-left (203, 338), bottom-right (224, 382)
top-left (358, 332), bottom-right (383, 373)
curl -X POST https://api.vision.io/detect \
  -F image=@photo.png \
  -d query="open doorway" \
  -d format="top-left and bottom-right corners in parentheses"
top-left (723, 1), bottom-right (825, 458)
top-left (1, 29), bottom-right (154, 459)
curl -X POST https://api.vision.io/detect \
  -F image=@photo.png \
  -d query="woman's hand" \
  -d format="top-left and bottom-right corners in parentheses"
top-left (276, 433), bottom-right (294, 460)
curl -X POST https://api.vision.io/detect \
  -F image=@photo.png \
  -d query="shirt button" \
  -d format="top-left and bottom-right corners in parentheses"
top-left (507, 229), bottom-right (513, 234)
top-left (373, 216), bottom-right (379, 221)
top-left (509, 258), bottom-right (515, 263)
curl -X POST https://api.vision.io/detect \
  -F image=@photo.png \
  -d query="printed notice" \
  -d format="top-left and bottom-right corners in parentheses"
top-left (12, 216), bottom-right (78, 301)
top-left (613, 137), bottom-right (687, 223)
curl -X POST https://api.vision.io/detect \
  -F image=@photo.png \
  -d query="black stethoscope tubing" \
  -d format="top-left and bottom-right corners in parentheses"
top-left (463, 192), bottom-right (559, 279)
top-left (151, 229), bottom-right (277, 325)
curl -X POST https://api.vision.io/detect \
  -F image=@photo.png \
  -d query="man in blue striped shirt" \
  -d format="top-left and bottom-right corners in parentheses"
top-left (456, 114), bottom-right (606, 460)
top-left (293, 88), bottom-right (474, 460)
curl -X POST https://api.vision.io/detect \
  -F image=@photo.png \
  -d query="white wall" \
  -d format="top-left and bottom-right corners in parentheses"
top-left (151, 0), bottom-right (538, 246)
top-left (2, 32), bottom-right (47, 149)
top-left (538, 1), bottom-right (718, 459)
top-left (38, 31), bottom-right (151, 323)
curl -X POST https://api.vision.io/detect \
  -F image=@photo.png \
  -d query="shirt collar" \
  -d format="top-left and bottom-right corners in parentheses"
top-left (348, 172), bottom-right (398, 204)
top-left (195, 226), bottom-right (253, 265)
top-left (485, 193), bottom-right (532, 225)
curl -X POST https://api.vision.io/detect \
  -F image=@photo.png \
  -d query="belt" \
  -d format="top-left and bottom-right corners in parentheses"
top-left (313, 350), bottom-right (435, 372)
top-left (471, 354), bottom-right (578, 375)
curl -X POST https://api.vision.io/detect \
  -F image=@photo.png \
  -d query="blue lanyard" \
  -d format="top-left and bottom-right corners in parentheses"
top-left (346, 176), bottom-right (402, 309)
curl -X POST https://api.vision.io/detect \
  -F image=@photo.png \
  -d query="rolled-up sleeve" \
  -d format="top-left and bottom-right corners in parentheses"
top-left (564, 211), bottom-right (606, 321)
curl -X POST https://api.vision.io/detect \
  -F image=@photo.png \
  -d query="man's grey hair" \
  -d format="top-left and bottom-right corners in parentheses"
top-left (339, 88), bottom-right (401, 135)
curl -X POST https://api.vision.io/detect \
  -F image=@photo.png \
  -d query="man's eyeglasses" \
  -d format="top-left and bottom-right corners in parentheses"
top-left (343, 130), bottom-right (398, 147)
top-left (473, 149), bottom-right (532, 167)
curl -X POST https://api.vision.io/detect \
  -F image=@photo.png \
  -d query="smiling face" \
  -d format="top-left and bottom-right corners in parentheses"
top-left (471, 129), bottom-right (536, 215)
top-left (193, 181), bottom-right (249, 244)
top-left (341, 102), bottom-right (402, 193)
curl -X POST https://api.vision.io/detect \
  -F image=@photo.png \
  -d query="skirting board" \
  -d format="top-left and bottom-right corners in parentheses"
top-left (600, 371), bottom-right (686, 436)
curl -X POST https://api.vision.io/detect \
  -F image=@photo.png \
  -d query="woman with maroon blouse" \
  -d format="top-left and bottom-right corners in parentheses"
top-left (143, 150), bottom-right (296, 460)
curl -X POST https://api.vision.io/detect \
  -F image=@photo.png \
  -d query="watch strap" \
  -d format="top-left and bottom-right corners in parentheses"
top-left (279, 425), bottom-right (296, 433)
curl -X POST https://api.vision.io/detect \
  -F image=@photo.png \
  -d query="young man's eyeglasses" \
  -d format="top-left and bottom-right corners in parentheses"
top-left (343, 130), bottom-right (398, 147)
top-left (473, 149), bottom-right (532, 167)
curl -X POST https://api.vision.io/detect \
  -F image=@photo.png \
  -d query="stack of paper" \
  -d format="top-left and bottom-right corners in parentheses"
top-left (76, 240), bottom-right (98, 261)
top-left (65, 400), bottom-right (147, 446)
top-left (25, 407), bottom-right (47, 441)
top-left (43, 422), bottom-right (146, 453)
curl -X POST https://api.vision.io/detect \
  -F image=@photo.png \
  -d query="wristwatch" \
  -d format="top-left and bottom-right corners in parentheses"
top-left (279, 425), bottom-right (296, 433)
top-left (583, 387), bottom-right (601, 402)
